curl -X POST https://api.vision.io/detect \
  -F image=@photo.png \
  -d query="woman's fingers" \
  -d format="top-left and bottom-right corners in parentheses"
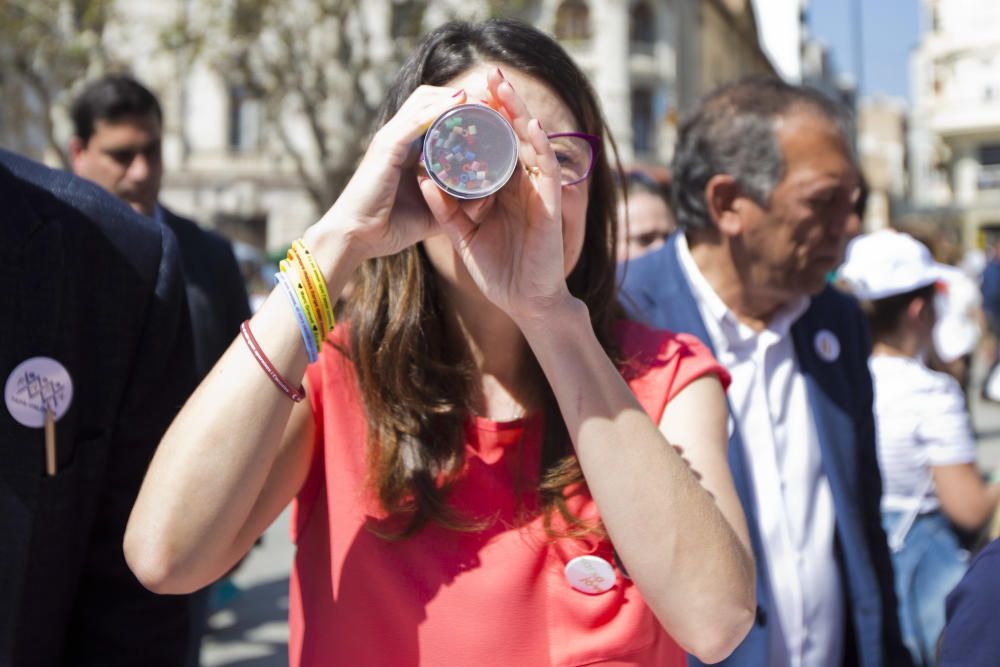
top-left (458, 195), bottom-right (495, 225)
top-left (490, 70), bottom-right (532, 136)
top-left (418, 174), bottom-right (476, 246)
top-left (526, 118), bottom-right (559, 179)
top-left (486, 73), bottom-right (558, 205)
top-left (482, 68), bottom-right (503, 109)
top-left (324, 86), bottom-right (466, 257)
top-left (523, 118), bottom-right (561, 214)
top-left (376, 86), bottom-right (468, 166)
top-left (488, 70), bottom-right (540, 169)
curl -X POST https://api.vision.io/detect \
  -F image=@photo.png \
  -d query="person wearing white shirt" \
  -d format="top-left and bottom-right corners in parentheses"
top-left (621, 77), bottom-right (912, 667)
top-left (839, 230), bottom-right (1000, 667)
top-left (932, 262), bottom-right (982, 392)
top-left (676, 233), bottom-right (843, 667)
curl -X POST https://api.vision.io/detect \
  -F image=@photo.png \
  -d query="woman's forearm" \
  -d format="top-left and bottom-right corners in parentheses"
top-left (515, 298), bottom-right (755, 662)
top-left (124, 228), bottom-right (359, 593)
top-left (934, 463), bottom-right (1000, 531)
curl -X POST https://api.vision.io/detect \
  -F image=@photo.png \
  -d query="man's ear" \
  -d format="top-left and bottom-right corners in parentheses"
top-left (68, 136), bottom-right (85, 170)
top-left (704, 174), bottom-right (746, 238)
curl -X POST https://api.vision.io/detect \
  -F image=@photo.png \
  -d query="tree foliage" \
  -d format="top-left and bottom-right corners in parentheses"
top-left (162, 0), bottom-right (438, 209)
top-left (487, 0), bottom-right (537, 20)
top-left (0, 0), bottom-right (512, 203)
top-left (0, 0), bottom-right (117, 165)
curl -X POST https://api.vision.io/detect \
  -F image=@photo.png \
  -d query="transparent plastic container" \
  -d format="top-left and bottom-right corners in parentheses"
top-left (423, 104), bottom-right (519, 200)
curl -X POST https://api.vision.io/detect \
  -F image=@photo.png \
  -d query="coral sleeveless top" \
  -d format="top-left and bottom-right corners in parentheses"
top-left (289, 320), bottom-right (729, 666)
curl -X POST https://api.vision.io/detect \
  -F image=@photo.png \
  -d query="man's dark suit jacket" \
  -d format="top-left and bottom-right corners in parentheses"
top-left (0, 150), bottom-right (196, 666)
top-left (940, 536), bottom-right (1000, 665)
top-left (157, 207), bottom-right (250, 380)
top-left (156, 201), bottom-right (249, 667)
top-left (620, 234), bottom-right (911, 667)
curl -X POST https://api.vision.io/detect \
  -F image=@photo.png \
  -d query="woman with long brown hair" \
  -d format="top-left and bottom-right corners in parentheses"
top-left (125, 19), bottom-right (754, 666)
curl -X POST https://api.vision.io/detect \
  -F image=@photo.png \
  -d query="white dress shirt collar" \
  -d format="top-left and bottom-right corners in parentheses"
top-left (676, 233), bottom-right (844, 667)
top-left (676, 233), bottom-right (809, 346)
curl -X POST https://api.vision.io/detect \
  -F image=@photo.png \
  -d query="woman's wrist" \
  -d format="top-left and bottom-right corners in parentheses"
top-left (301, 220), bottom-right (365, 300)
top-left (512, 293), bottom-right (589, 339)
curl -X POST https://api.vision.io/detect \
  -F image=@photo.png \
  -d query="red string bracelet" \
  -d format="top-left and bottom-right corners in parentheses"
top-left (239, 320), bottom-right (306, 402)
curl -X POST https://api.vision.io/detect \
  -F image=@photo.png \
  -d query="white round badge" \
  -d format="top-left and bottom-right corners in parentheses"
top-left (564, 555), bottom-right (617, 595)
top-left (814, 329), bottom-right (840, 363)
top-left (4, 357), bottom-right (74, 428)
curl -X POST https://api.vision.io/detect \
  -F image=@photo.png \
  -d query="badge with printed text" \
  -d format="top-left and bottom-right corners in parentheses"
top-left (4, 357), bottom-right (74, 428)
top-left (814, 330), bottom-right (840, 363)
top-left (564, 555), bottom-right (617, 594)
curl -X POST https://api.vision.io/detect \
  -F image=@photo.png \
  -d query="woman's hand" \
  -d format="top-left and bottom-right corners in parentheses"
top-left (419, 70), bottom-right (572, 323)
top-left (311, 85), bottom-right (469, 264)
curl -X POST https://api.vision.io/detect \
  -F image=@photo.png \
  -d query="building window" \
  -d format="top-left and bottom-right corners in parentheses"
top-left (978, 144), bottom-right (1000, 190)
top-left (631, 88), bottom-right (654, 155)
top-left (555, 0), bottom-right (591, 42)
top-left (630, 1), bottom-right (656, 46)
top-left (979, 145), bottom-right (1000, 165)
top-left (228, 85), bottom-right (262, 153)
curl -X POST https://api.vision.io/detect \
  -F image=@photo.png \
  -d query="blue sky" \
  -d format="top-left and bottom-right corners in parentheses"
top-left (806, 0), bottom-right (921, 101)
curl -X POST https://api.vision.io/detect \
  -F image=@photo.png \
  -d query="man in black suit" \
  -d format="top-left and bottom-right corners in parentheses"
top-left (0, 149), bottom-right (195, 664)
top-left (69, 74), bottom-right (251, 377)
top-left (69, 74), bottom-right (252, 664)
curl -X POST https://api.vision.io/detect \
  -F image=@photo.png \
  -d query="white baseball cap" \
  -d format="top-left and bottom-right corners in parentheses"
top-left (838, 230), bottom-right (944, 300)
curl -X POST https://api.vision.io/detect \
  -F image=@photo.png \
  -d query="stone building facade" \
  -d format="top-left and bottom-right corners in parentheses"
top-left (2, 0), bottom-right (789, 255)
top-left (910, 0), bottom-right (1000, 244)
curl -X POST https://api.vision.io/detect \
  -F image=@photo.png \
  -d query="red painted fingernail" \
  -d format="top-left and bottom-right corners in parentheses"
top-left (451, 89), bottom-right (465, 98)
top-left (480, 98), bottom-right (492, 105)
top-left (496, 67), bottom-right (505, 80)
top-left (536, 119), bottom-right (544, 131)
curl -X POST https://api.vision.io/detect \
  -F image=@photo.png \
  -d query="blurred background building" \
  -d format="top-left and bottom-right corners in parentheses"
top-left (9, 1), bottom-right (998, 255)
top-left (0, 0), bottom-right (810, 258)
top-left (909, 0), bottom-right (1000, 246)
top-left (858, 96), bottom-right (909, 231)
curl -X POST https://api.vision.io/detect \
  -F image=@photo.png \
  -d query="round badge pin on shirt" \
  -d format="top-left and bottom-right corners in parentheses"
top-left (4, 356), bottom-right (74, 427)
top-left (814, 330), bottom-right (840, 363)
top-left (564, 555), bottom-right (617, 594)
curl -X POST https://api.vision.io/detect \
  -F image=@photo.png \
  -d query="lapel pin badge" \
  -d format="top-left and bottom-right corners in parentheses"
top-left (5, 357), bottom-right (74, 476)
top-left (814, 329), bottom-right (841, 363)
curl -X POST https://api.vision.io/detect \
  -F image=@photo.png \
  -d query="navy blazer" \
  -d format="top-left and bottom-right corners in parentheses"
top-left (619, 235), bottom-right (910, 667)
top-left (940, 537), bottom-right (1000, 665)
top-left (0, 150), bottom-right (195, 665)
top-left (158, 207), bottom-right (250, 380)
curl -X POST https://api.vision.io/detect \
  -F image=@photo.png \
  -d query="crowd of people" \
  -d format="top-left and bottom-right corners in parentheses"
top-left (2, 16), bottom-right (999, 667)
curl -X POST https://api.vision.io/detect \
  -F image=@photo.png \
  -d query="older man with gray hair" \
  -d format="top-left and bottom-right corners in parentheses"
top-left (620, 76), bottom-right (911, 667)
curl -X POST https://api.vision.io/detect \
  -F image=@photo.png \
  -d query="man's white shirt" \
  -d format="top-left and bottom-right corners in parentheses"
top-left (677, 235), bottom-right (844, 667)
